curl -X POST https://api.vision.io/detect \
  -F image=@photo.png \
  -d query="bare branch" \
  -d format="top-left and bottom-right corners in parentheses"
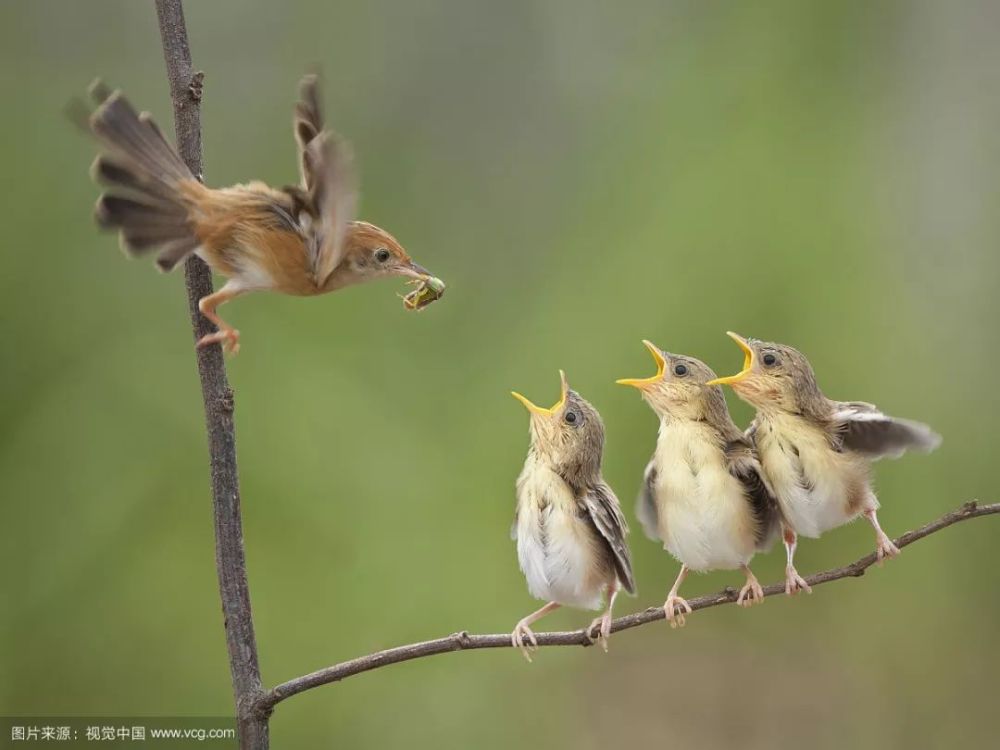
top-left (259, 500), bottom-right (998, 712)
top-left (152, 1), bottom-right (267, 747)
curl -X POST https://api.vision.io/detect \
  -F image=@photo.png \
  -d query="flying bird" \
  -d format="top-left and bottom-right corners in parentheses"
top-left (618, 341), bottom-right (780, 626)
top-left (709, 332), bottom-right (941, 594)
top-left (510, 371), bottom-right (635, 658)
top-left (82, 75), bottom-right (443, 354)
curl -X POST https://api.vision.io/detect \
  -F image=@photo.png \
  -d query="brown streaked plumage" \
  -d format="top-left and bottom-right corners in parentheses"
top-left (618, 341), bottom-right (780, 627)
top-left (84, 75), bottom-right (441, 354)
top-left (709, 332), bottom-right (941, 594)
top-left (509, 371), bottom-right (635, 659)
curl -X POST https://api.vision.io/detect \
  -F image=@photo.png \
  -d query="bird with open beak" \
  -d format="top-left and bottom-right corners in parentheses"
top-left (618, 341), bottom-right (780, 626)
top-left (509, 371), bottom-right (636, 658)
top-left (708, 332), bottom-right (942, 594)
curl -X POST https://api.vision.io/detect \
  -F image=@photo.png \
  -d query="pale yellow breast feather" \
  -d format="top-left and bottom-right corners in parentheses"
top-left (651, 420), bottom-right (757, 571)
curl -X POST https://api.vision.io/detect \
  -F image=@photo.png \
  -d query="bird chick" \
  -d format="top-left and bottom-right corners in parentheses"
top-left (510, 371), bottom-right (635, 659)
top-left (709, 332), bottom-right (941, 594)
top-left (82, 75), bottom-right (441, 354)
top-left (618, 341), bottom-right (780, 626)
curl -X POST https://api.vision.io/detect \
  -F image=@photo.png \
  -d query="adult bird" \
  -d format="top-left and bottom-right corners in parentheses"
top-left (83, 74), bottom-right (441, 354)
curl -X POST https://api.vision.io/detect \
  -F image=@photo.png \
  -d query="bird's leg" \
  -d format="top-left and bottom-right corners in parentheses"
top-left (662, 565), bottom-right (692, 628)
top-left (196, 282), bottom-right (245, 355)
top-left (511, 601), bottom-right (561, 662)
top-left (737, 565), bottom-right (765, 607)
top-left (782, 524), bottom-right (812, 595)
top-left (586, 583), bottom-right (619, 653)
top-left (863, 509), bottom-right (900, 564)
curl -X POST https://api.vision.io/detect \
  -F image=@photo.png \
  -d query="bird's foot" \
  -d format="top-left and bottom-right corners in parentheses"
top-left (737, 572), bottom-right (765, 607)
top-left (874, 532), bottom-right (900, 566)
top-left (784, 565), bottom-right (813, 596)
top-left (197, 327), bottom-right (241, 355)
top-left (511, 620), bottom-right (539, 662)
top-left (663, 595), bottom-right (692, 629)
top-left (586, 613), bottom-right (613, 653)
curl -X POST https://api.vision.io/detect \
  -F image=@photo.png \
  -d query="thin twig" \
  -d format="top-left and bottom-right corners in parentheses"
top-left (152, 1), bottom-right (267, 747)
top-left (258, 500), bottom-right (997, 712)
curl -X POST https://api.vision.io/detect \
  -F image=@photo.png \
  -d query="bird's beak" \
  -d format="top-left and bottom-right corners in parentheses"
top-left (706, 331), bottom-right (754, 386)
top-left (403, 261), bottom-right (433, 280)
top-left (511, 370), bottom-right (569, 416)
top-left (616, 340), bottom-right (667, 389)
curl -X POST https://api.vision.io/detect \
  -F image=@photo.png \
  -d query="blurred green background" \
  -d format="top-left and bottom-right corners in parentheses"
top-left (2, 1), bottom-right (998, 747)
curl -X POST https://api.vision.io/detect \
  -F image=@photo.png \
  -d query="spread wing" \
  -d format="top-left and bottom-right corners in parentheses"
top-left (832, 401), bottom-right (941, 460)
top-left (294, 74), bottom-right (324, 190)
top-left (293, 74), bottom-right (357, 285)
top-left (580, 482), bottom-right (636, 595)
top-left (725, 439), bottom-right (781, 550)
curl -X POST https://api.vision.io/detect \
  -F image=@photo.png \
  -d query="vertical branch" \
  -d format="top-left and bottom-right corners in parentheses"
top-left (152, 1), bottom-right (268, 747)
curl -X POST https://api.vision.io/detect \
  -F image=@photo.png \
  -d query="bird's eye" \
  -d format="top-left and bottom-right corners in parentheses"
top-left (375, 248), bottom-right (391, 263)
top-left (673, 363), bottom-right (688, 377)
top-left (564, 410), bottom-right (578, 425)
top-left (762, 353), bottom-right (778, 367)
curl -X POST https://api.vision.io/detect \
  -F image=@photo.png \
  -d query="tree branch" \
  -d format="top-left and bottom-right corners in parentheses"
top-left (153, 2), bottom-right (267, 747)
top-left (258, 500), bottom-right (998, 712)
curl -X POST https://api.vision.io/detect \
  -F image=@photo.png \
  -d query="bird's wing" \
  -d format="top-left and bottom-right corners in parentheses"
top-left (725, 439), bottom-right (781, 550)
top-left (293, 74), bottom-right (358, 285)
top-left (635, 459), bottom-right (661, 542)
top-left (294, 74), bottom-right (324, 191)
top-left (580, 482), bottom-right (636, 595)
top-left (831, 401), bottom-right (941, 460)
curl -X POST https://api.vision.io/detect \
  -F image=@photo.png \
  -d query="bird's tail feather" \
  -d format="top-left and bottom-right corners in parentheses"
top-left (86, 80), bottom-right (202, 272)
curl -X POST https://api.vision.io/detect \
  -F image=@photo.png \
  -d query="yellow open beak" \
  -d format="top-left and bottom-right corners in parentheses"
top-left (616, 340), bottom-right (667, 389)
top-left (511, 370), bottom-right (569, 415)
top-left (706, 331), bottom-right (754, 386)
